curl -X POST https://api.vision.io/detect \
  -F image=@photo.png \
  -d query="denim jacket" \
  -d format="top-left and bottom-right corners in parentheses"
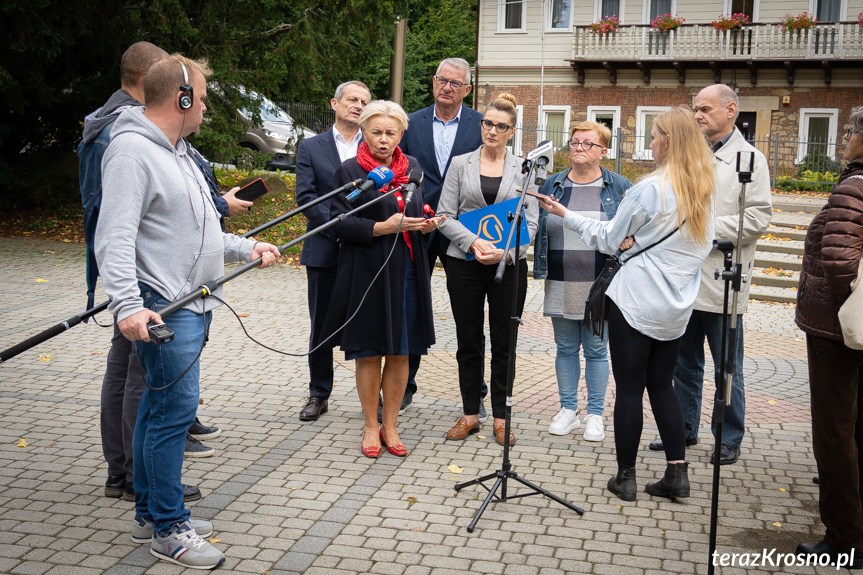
top-left (533, 166), bottom-right (630, 279)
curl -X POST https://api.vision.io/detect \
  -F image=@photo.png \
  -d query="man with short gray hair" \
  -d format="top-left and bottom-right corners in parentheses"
top-left (648, 83), bottom-right (772, 465)
top-left (398, 57), bottom-right (485, 416)
top-left (296, 80), bottom-right (371, 421)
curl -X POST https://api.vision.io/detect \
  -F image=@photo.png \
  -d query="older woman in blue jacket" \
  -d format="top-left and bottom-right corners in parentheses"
top-left (533, 121), bottom-right (631, 442)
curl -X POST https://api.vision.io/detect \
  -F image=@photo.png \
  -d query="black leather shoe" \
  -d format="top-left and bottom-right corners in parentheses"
top-left (645, 462), bottom-right (690, 499)
top-left (299, 396), bottom-right (328, 421)
top-left (122, 483), bottom-right (202, 503)
top-left (710, 444), bottom-right (741, 465)
top-left (796, 541), bottom-right (862, 569)
top-left (105, 474), bottom-right (126, 498)
top-left (607, 467), bottom-right (637, 501)
top-left (648, 437), bottom-right (698, 451)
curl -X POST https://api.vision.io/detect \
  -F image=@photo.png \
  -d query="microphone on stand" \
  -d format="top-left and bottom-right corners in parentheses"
top-left (403, 168), bottom-right (424, 205)
top-left (346, 166), bottom-right (395, 203)
top-left (527, 140), bottom-right (554, 186)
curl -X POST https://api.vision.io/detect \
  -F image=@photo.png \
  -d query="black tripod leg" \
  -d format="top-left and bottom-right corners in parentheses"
top-left (466, 474), bottom-right (506, 533)
top-left (455, 471), bottom-right (500, 492)
top-left (507, 473), bottom-right (585, 515)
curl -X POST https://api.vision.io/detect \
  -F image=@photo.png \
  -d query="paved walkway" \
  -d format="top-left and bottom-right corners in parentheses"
top-left (0, 238), bottom-right (829, 575)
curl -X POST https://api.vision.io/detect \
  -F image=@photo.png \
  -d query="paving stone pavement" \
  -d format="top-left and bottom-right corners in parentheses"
top-left (0, 237), bottom-right (835, 574)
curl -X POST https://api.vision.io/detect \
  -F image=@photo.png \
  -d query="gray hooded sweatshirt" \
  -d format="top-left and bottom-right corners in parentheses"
top-left (95, 106), bottom-right (255, 322)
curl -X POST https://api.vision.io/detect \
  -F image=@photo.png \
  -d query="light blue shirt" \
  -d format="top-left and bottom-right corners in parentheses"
top-left (563, 174), bottom-right (714, 340)
top-left (432, 106), bottom-right (462, 176)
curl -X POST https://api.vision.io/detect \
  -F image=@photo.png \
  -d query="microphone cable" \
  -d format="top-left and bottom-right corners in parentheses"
top-left (209, 206), bottom-right (410, 358)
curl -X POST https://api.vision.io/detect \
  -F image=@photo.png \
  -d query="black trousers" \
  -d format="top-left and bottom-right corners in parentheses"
top-left (607, 300), bottom-right (686, 467)
top-left (807, 334), bottom-right (863, 551)
top-left (307, 264), bottom-right (338, 399)
top-left (446, 257), bottom-right (526, 420)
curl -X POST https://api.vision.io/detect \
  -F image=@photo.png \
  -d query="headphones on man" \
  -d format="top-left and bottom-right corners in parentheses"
top-left (178, 62), bottom-right (193, 111)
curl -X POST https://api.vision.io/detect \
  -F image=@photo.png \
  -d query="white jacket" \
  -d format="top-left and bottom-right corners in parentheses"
top-left (695, 127), bottom-right (773, 314)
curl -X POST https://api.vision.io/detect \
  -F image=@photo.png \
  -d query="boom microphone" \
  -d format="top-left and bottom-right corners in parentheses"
top-left (403, 168), bottom-right (424, 205)
top-left (346, 166), bottom-right (394, 203)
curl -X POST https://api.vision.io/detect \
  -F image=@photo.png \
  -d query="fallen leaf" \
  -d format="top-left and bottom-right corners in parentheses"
top-left (447, 464), bottom-right (465, 473)
top-left (772, 522), bottom-right (782, 528)
top-left (616, 505), bottom-right (621, 508)
top-left (43, 443), bottom-right (57, 448)
top-left (209, 538), bottom-right (221, 543)
top-left (91, 351), bottom-right (103, 355)
top-left (779, 488), bottom-right (786, 492)
top-left (476, 435), bottom-right (486, 439)
top-left (35, 278), bottom-right (50, 283)
top-left (768, 399), bottom-right (778, 405)
top-left (237, 313), bottom-right (250, 318)
top-left (412, 527), bottom-right (422, 532)
top-left (39, 355), bottom-right (53, 362)
top-left (17, 438), bottom-right (28, 448)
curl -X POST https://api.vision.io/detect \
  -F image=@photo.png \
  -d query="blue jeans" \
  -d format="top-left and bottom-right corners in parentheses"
top-left (551, 317), bottom-right (609, 416)
top-left (133, 284), bottom-right (209, 534)
top-left (672, 310), bottom-right (746, 448)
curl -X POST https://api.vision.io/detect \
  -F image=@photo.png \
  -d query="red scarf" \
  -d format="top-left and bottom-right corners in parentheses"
top-left (355, 141), bottom-right (414, 260)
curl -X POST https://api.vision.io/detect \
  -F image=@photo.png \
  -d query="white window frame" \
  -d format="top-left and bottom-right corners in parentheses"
top-left (722, 0), bottom-right (760, 22)
top-left (594, 0), bottom-right (626, 23)
top-left (538, 105), bottom-right (571, 150)
top-left (510, 105), bottom-right (525, 156)
top-left (797, 108), bottom-right (839, 163)
top-left (643, 0), bottom-right (677, 24)
top-left (546, 0), bottom-right (574, 32)
top-left (498, 0), bottom-right (527, 33)
top-left (587, 105), bottom-right (621, 159)
top-left (634, 106), bottom-right (671, 160)
top-left (808, 0), bottom-right (847, 21)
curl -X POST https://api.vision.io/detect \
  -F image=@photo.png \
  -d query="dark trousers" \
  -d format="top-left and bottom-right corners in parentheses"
top-left (307, 264), bottom-right (338, 399)
top-left (101, 320), bottom-right (145, 483)
top-left (807, 334), bottom-right (863, 551)
top-left (607, 300), bottom-right (686, 467)
top-left (447, 257), bottom-right (526, 420)
top-left (406, 235), bottom-right (448, 395)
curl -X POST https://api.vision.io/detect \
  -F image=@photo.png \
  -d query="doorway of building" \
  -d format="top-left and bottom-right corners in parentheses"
top-left (736, 112), bottom-right (757, 141)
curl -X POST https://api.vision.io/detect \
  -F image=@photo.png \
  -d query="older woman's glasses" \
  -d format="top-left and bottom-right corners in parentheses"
top-left (568, 140), bottom-right (601, 150)
top-left (846, 127), bottom-right (863, 138)
top-left (481, 119), bottom-right (512, 133)
top-left (434, 76), bottom-right (465, 90)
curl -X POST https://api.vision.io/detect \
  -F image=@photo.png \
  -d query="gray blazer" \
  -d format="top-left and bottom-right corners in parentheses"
top-left (437, 146), bottom-right (539, 262)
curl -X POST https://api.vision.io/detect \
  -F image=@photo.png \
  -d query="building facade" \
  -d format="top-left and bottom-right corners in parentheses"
top-left (474, 0), bottom-right (863, 177)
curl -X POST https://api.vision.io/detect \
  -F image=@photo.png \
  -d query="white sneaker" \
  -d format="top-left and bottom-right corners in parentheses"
top-left (583, 414), bottom-right (606, 442)
top-left (548, 408), bottom-right (580, 435)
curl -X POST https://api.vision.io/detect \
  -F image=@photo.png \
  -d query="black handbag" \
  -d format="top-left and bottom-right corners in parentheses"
top-left (584, 226), bottom-right (681, 338)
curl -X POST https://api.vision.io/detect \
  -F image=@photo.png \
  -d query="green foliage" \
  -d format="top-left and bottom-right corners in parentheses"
top-left (777, 169), bottom-right (839, 192)
top-left (796, 147), bottom-right (841, 177)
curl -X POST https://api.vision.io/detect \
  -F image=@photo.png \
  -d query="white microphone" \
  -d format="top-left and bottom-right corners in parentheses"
top-left (527, 140), bottom-right (554, 186)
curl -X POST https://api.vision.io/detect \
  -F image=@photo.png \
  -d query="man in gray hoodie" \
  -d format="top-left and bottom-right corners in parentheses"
top-left (95, 54), bottom-right (280, 569)
top-left (79, 42), bottom-right (219, 505)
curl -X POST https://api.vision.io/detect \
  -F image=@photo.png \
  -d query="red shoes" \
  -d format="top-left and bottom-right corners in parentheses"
top-left (379, 429), bottom-right (407, 457)
top-left (361, 429), bottom-right (381, 458)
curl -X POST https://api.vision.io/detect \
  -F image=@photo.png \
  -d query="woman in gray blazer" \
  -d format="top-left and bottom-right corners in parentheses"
top-left (437, 93), bottom-right (539, 446)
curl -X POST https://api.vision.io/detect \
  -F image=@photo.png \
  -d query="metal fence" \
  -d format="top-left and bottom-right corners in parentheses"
top-left (513, 124), bottom-right (846, 192)
top-left (277, 102), bottom-right (335, 134)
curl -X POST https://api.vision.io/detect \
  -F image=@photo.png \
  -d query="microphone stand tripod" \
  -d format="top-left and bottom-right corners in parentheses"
top-left (454, 158), bottom-right (584, 532)
top-left (0, 179), bottom-right (374, 364)
top-left (706, 151), bottom-right (752, 574)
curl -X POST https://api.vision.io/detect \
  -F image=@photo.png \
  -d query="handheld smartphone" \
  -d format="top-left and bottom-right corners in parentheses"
top-left (235, 178), bottom-right (269, 202)
top-left (523, 189), bottom-right (551, 201)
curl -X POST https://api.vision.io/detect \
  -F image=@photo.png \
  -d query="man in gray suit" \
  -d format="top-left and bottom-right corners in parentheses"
top-left (296, 80), bottom-right (371, 421)
top-left (398, 58), bottom-right (485, 416)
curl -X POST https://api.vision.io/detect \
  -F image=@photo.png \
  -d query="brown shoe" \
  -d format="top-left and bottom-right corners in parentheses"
top-left (446, 417), bottom-right (480, 440)
top-left (493, 422), bottom-right (516, 446)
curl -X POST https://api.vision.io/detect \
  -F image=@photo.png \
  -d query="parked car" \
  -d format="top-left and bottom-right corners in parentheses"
top-left (236, 91), bottom-right (316, 171)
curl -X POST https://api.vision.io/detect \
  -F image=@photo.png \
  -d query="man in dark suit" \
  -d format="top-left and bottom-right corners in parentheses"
top-left (296, 80), bottom-right (371, 421)
top-left (399, 58), bottom-right (485, 416)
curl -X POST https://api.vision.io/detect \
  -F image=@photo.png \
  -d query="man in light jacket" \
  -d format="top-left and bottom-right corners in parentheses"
top-left (648, 84), bottom-right (772, 465)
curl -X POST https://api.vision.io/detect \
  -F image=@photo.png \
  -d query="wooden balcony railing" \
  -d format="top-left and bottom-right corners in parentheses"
top-left (572, 21), bottom-right (863, 61)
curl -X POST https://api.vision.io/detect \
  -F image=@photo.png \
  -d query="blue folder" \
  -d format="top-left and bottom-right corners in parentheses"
top-left (458, 196), bottom-right (530, 261)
